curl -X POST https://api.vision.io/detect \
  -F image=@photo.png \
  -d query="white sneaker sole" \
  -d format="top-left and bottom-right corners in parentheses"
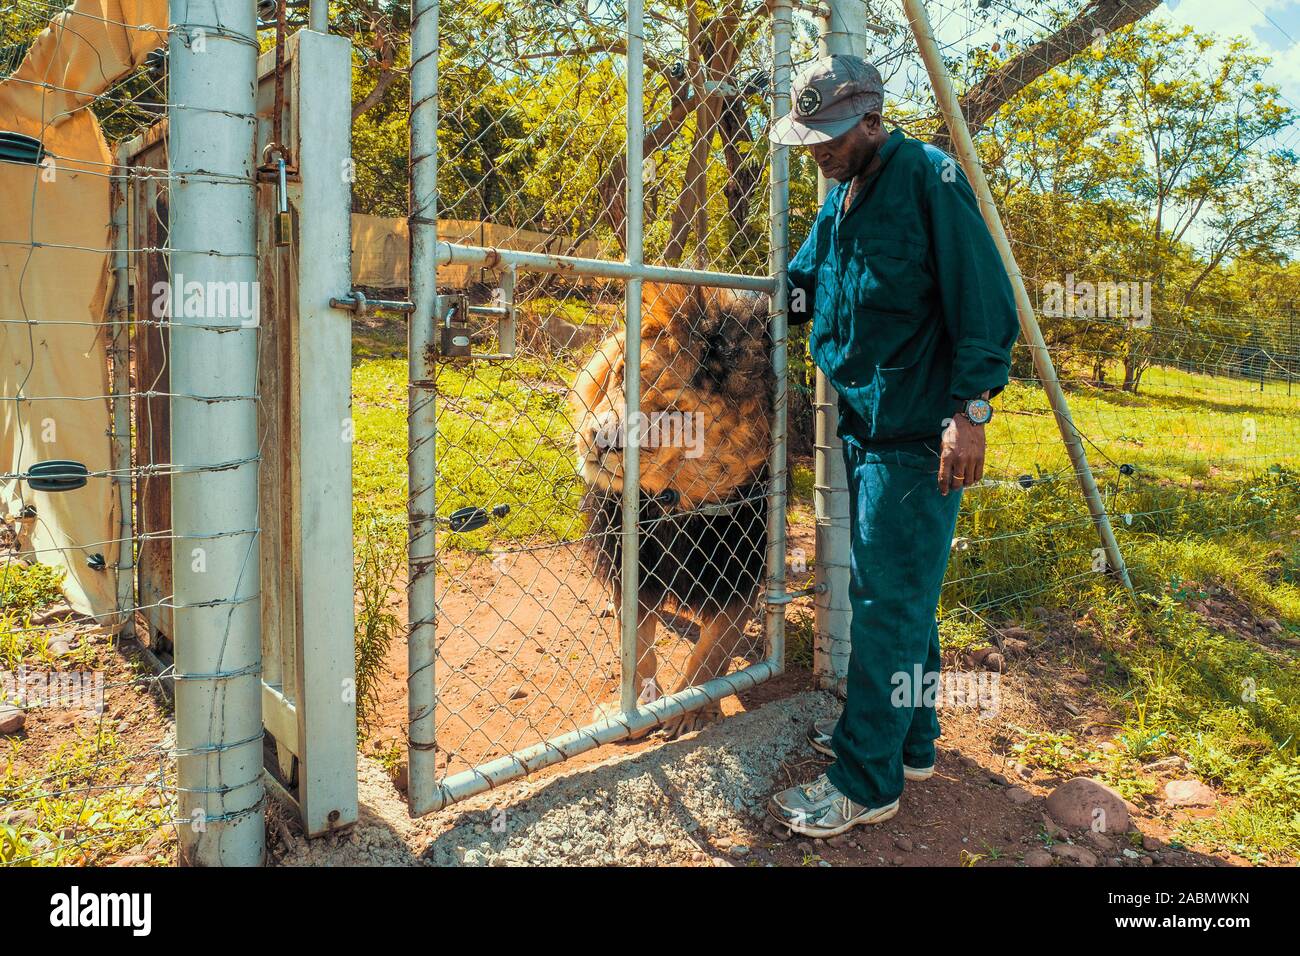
top-left (778, 799), bottom-right (901, 838)
top-left (808, 733), bottom-right (935, 782)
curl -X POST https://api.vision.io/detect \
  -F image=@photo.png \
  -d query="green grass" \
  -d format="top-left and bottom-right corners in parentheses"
top-left (0, 730), bottom-right (171, 866)
top-left (352, 352), bottom-right (585, 548)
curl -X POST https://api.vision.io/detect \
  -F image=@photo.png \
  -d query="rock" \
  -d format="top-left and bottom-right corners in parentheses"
top-left (999, 626), bottom-right (1034, 642)
top-left (982, 652), bottom-right (1005, 673)
top-left (727, 844), bottom-right (750, 859)
top-left (47, 638), bottom-right (73, 657)
top-left (392, 762), bottom-right (409, 794)
top-left (1002, 638), bottom-right (1030, 659)
top-left (111, 854), bottom-right (152, 867)
top-left (1051, 843), bottom-right (1098, 867)
top-left (1024, 848), bottom-right (1054, 867)
top-left (30, 602), bottom-right (73, 626)
top-left (0, 808), bottom-right (37, 827)
top-left (1164, 779), bottom-right (1216, 807)
top-left (826, 834), bottom-right (854, 849)
top-left (1141, 834), bottom-right (1161, 852)
top-left (1086, 830), bottom-right (1114, 852)
top-left (1040, 814), bottom-right (1066, 839)
top-left (1045, 778), bottom-right (1130, 834)
top-left (894, 835), bottom-right (913, 852)
top-left (1097, 741), bottom-right (1117, 752)
top-left (506, 685), bottom-right (527, 701)
top-left (1014, 763), bottom-right (1033, 780)
top-left (1007, 787), bottom-right (1034, 805)
top-left (0, 704), bottom-right (25, 735)
top-left (1144, 755), bottom-right (1188, 772)
top-left (891, 855), bottom-right (905, 866)
top-left (762, 816), bottom-right (791, 840)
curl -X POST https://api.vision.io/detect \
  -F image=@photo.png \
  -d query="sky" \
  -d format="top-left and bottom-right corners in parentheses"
top-left (1165, 0), bottom-right (1300, 117)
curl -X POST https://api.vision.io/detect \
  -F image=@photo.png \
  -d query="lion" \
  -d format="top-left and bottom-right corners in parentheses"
top-left (570, 282), bottom-right (774, 738)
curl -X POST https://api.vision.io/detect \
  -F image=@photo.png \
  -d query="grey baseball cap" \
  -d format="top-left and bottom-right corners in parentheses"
top-left (769, 54), bottom-right (884, 145)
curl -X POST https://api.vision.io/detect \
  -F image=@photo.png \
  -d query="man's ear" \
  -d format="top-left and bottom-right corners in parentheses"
top-left (862, 112), bottom-right (883, 134)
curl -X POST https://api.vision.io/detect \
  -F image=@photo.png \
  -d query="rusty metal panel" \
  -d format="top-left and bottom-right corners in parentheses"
top-left (128, 132), bottom-right (173, 652)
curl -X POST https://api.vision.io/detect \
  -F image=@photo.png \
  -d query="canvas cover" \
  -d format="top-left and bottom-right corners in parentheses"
top-left (0, 0), bottom-right (165, 621)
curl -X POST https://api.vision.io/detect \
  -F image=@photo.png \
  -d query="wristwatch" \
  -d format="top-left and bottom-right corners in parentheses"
top-left (959, 398), bottom-right (993, 425)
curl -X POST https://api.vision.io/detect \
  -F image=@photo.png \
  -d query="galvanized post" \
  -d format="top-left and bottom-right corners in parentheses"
top-left (619, 0), bottom-right (646, 715)
top-left (811, 0), bottom-right (863, 695)
top-left (407, 0), bottom-right (440, 815)
top-left (109, 145), bottom-right (134, 639)
top-left (899, 0), bottom-right (1133, 593)
top-left (168, 0), bottom-right (265, 866)
top-left (766, 0), bottom-right (793, 672)
top-left (290, 28), bottom-right (358, 835)
top-left (309, 0), bottom-right (328, 33)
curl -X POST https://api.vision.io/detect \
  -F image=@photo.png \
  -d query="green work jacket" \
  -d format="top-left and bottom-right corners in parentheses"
top-left (788, 128), bottom-right (1020, 445)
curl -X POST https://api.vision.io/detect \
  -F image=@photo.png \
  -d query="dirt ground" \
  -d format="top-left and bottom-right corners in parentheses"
top-left (359, 507), bottom-right (821, 785)
top-left (274, 671), bottom-right (1238, 868)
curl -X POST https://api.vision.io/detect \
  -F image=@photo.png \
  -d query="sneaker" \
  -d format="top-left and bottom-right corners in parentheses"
top-left (768, 773), bottom-right (900, 838)
top-left (807, 718), bottom-right (936, 781)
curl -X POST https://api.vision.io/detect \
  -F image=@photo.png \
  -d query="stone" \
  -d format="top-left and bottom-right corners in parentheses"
top-left (1045, 778), bottom-right (1130, 833)
top-left (1023, 848), bottom-right (1053, 867)
top-left (983, 652), bottom-right (1005, 673)
top-left (1144, 756), bottom-right (1188, 772)
top-left (1051, 843), bottom-right (1098, 867)
top-left (1086, 830), bottom-right (1114, 852)
top-left (894, 835), bottom-right (913, 852)
top-left (1007, 787), bottom-right (1034, 805)
top-left (111, 854), bottom-right (152, 867)
top-left (506, 685), bottom-right (527, 701)
top-left (0, 704), bottom-right (25, 735)
top-left (1164, 779), bottom-right (1216, 807)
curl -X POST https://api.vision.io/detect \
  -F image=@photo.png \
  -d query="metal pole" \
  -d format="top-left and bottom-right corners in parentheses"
top-left (766, 0), bottom-right (793, 673)
top-left (619, 0), bottom-right (645, 714)
top-left (109, 145), bottom-right (134, 639)
top-left (899, 0), bottom-right (1133, 593)
top-left (309, 0), bottom-right (328, 32)
top-left (407, 0), bottom-right (439, 816)
top-left (812, 0), bottom-right (862, 694)
top-left (168, 0), bottom-right (265, 866)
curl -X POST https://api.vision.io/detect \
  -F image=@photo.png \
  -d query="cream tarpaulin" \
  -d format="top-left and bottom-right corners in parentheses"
top-left (351, 213), bottom-right (608, 289)
top-left (0, 0), bottom-right (165, 622)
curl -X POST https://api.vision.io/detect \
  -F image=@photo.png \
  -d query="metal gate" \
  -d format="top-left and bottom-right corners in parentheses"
top-left (405, 0), bottom-right (799, 814)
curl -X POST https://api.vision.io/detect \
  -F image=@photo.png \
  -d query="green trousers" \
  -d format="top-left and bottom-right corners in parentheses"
top-left (825, 437), bottom-right (963, 809)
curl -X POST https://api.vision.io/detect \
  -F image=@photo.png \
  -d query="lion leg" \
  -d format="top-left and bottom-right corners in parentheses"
top-left (657, 600), bottom-right (751, 739)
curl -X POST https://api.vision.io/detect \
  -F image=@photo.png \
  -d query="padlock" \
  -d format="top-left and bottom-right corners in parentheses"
top-left (441, 323), bottom-right (472, 357)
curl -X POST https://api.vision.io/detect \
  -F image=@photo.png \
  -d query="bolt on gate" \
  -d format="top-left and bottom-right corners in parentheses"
top-left (403, 0), bottom-right (804, 814)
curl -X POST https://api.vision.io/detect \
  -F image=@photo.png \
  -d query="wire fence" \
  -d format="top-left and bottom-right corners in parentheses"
top-left (0, 0), bottom-right (308, 866)
top-left (343, 0), bottom-right (1300, 810)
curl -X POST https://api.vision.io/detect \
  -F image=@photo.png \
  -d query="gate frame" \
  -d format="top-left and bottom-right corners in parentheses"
top-left (405, 0), bottom-right (800, 816)
top-left (119, 21), bottom-right (357, 848)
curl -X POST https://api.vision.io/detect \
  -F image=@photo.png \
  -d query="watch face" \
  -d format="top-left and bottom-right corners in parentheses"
top-left (966, 399), bottom-right (993, 424)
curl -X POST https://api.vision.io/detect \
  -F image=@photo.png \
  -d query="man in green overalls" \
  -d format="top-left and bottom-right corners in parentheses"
top-left (766, 54), bottom-right (1020, 837)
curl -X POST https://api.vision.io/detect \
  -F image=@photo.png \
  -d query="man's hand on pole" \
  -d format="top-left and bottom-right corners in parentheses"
top-left (938, 414), bottom-right (985, 495)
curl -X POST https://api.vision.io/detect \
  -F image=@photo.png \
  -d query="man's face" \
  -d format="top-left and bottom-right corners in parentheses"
top-left (808, 113), bottom-right (883, 182)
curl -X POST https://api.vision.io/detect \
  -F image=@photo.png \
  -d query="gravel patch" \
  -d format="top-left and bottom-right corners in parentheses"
top-left (274, 690), bottom-right (838, 866)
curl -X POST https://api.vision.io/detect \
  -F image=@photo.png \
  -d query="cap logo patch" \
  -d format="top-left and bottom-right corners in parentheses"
top-left (796, 86), bottom-right (821, 116)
